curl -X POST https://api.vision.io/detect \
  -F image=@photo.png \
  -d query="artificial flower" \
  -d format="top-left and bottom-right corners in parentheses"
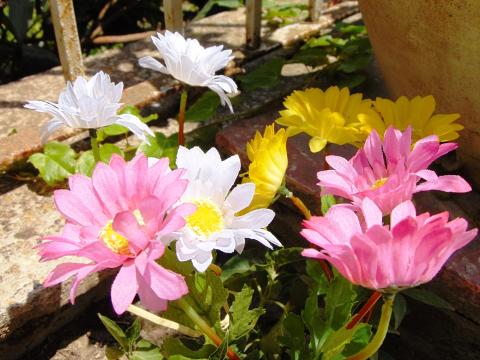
top-left (302, 198), bottom-right (477, 291)
top-left (25, 71), bottom-right (154, 143)
top-left (276, 86), bottom-right (381, 152)
top-left (162, 146), bottom-right (282, 272)
top-left (358, 95), bottom-right (463, 142)
top-left (139, 31), bottom-right (238, 112)
top-left (318, 126), bottom-right (471, 214)
top-left (242, 124), bottom-right (288, 211)
top-left (39, 153), bottom-right (194, 314)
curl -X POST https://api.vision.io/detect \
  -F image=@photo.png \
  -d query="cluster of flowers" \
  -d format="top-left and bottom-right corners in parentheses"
top-left (27, 30), bottom-right (477, 354)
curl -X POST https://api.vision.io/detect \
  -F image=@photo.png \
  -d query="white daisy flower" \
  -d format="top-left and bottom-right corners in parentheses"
top-left (25, 71), bottom-right (154, 143)
top-left (161, 146), bottom-right (282, 272)
top-left (138, 31), bottom-right (238, 112)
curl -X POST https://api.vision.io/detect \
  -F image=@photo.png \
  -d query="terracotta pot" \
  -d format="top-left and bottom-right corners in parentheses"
top-left (358, 0), bottom-right (480, 188)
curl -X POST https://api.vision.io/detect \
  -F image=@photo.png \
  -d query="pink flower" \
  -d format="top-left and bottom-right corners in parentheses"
top-left (39, 154), bottom-right (194, 314)
top-left (318, 127), bottom-right (471, 214)
top-left (302, 198), bottom-right (477, 291)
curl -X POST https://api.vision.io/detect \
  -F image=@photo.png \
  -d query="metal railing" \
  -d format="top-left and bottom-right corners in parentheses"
top-left (49, 0), bottom-right (324, 81)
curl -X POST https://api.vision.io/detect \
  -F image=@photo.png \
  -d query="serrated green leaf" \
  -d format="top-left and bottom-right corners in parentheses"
top-left (220, 255), bottom-right (253, 282)
top-left (392, 293), bottom-right (407, 330)
top-left (162, 337), bottom-right (216, 359)
top-left (325, 274), bottom-right (356, 330)
top-left (185, 91), bottom-right (221, 122)
top-left (75, 150), bottom-right (95, 177)
top-left (239, 58), bottom-right (286, 91)
top-left (403, 288), bottom-right (454, 311)
top-left (137, 132), bottom-right (178, 167)
top-left (98, 313), bottom-right (129, 351)
top-left (131, 339), bottom-right (163, 360)
top-left (266, 247), bottom-right (304, 267)
top-left (321, 194), bottom-right (336, 215)
top-left (230, 285), bottom-right (265, 340)
top-left (322, 323), bottom-right (370, 360)
top-left (105, 346), bottom-right (124, 360)
top-left (28, 142), bottom-right (76, 185)
top-left (305, 260), bottom-right (330, 295)
top-left (99, 143), bottom-right (124, 163)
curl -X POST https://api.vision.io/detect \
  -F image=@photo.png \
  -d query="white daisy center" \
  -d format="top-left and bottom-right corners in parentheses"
top-left (186, 198), bottom-right (224, 238)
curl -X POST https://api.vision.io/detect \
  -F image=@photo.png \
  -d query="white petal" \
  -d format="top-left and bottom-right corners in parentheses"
top-left (192, 252), bottom-right (213, 272)
top-left (115, 114), bottom-right (154, 143)
top-left (231, 209), bottom-right (275, 229)
top-left (138, 56), bottom-right (169, 74)
top-left (40, 119), bottom-right (66, 144)
top-left (225, 183), bottom-right (255, 212)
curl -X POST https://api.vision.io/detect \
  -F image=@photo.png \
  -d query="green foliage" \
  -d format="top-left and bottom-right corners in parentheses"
top-left (137, 132), bottom-right (178, 167)
top-left (194, 0), bottom-right (244, 21)
top-left (263, 2), bottom-right (308, 28)
top-left (239, 58), bottom-right (286, 91)
top-left (321, 194), bottom-right (336, 215)
top-left (230, 285), bottom-right (265, 340)
top-left (185, 91), bottom-right (221, 122)
top-left (403, 288), bottom-right (454, 310)
top-left (97, 105), bottom-right (158, 142)
top-left (28, 142), bottom-right (76, 185)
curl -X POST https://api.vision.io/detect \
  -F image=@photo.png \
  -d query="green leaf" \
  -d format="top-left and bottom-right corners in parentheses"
top-left (98, 313), bottom-right (129, 351)
top-left (105, 346), bottom-right (124, 360)
top-left (303, 35), bottom-right (334, 48)
top-left (208, 335), bottom-right (229, 360)
top-left (137, 133), bottom-right (178, 167)
top-left (337, 74), bottom-right (367, 90)
top-left (28, 142), bottom-right (76, 185)
top-left (392, 293), bottom-right (407, 330)
top-left (305, 260), bottom-right (329, 295)
top-left (75, 150), bottom-right (95, 177)
top-left (336, 22), bottom-right (367, 35)
top-left (322, 324), bottom-right (370, 360)
top-left (321, 194), bottom-right (336, 215)
top-left (99, 143), bottom-right (124, 163)
top-left (338, 55), bottom-right (371, 73)
top-left (185, 91), bottom-right (221, 122)
top-left (131, 339), bottom-right (163, 360)
top-left (162, 337), bottom-right (216, 359)
top-left (278, 313), bottom-right (307, 360)
top-left (239, 58), bottom-right (286, 91)
top-left (194, 0), bottom-right (243, 20)
top-left (342, 324), bottom-right (372, 357)
top-left (265, 247), bottom-right (303, 268)
top-left (289, 48), bottom-right (328, 67)
top-left (230, 285), bottom-right (265, 340)
top-left (403, 288), bottom-right (454, 311)
top-left (126, 318), bottom-right (142, 350)
top-left (325, 274), bottom-right (356, 329)
top-left (302, 291), bottom-right (330, 355)
top-left (220, 255), bottom-right (253, 282)
top-left (156, 246), bottom-right (194, 276)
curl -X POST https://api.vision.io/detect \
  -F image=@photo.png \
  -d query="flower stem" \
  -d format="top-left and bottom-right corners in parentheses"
top-left (178, 89), bottom-right (188, 146)
top-left (176, 298), bottom-right (241, 360)
top-left (127, 304), bottom-right (201, 338)
top-left (347, 293), bottom-right (395, 360)
top-left (347, 291), bottom-right (382, 329)
top-left (89, 129), bottom-right (100, 162)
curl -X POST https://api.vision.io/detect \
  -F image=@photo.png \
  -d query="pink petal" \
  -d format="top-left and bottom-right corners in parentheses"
top-left (111, 261), bottom-right (139, 314)
top-left (415, 175), bottom-right (471, 193)
top-left (140, 261), bottom-right (188, 300)
top-left (92, 162), bottom-right (126, 218)
top-left (390, 201), bottom-right (416, 228)
top-left (113, 211), bottom-right (150, 253)
top-left (54, 190), bottom-right (96, 226)
top-left (361, 198), bottom-right (383, 228)
top-left (68, 175), bottom-right (108, 226)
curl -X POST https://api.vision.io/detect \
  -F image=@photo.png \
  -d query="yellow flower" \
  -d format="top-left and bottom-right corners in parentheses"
top-left (242, 124), bottom-right (288, 211)
top-left (359, 95), bottom-right (463, 142)
top-left (276, 86), bottom-right (380, 152)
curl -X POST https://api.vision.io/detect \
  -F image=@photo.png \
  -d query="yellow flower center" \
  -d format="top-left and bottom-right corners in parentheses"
top-left (186, 199), bottom-right (224, 238)
top-left (99, 209), bottom-right (144, 255)
top-left (99, 221), bottom-right (131, 255)
top-left (371, 177), bottom-right (388, 190)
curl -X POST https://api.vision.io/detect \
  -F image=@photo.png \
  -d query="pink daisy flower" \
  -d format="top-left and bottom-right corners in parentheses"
top-left (318, 126), bottom-right (471, 214)
top-left (302, 198), bottom-right (477, 291)
top-left (39, 153), bottom-right (194, 314)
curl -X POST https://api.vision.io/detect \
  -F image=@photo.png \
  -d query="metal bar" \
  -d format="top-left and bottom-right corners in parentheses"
top-left (246, 0), bottom-right (262, 49)
top-left (309, 0), bottom-right (323, 22)
top-left (164, 0), bottom-right (183, 33)
top-left (49, 0), bottom-right (84, 81)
